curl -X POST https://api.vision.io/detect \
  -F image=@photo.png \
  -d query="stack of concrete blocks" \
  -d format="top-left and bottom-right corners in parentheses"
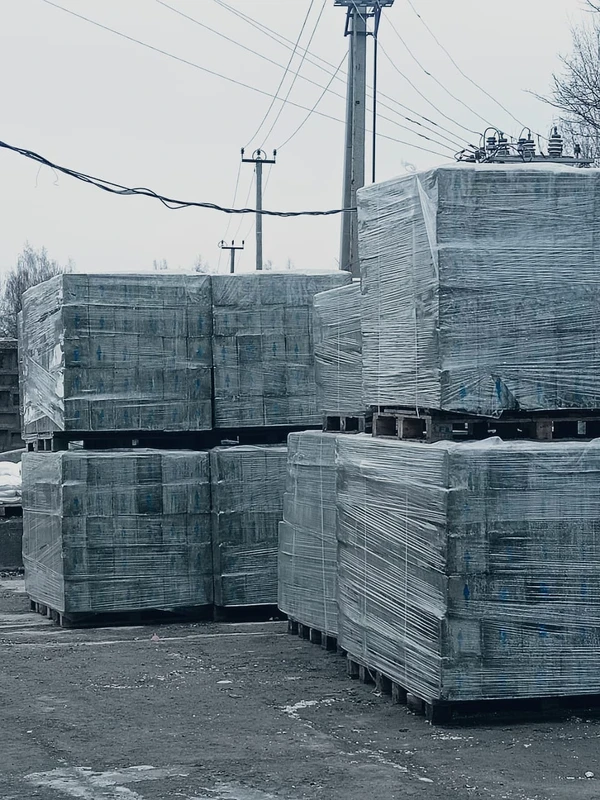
top-left (311, 163), bottom-right (600, 707)
top-left (336, 435), bottom-right (600, 702)
top-left (313, 282), bottom-right (363, 417)
top-left (209, 272), bottom-right (350, 609)
top-left (278, 431), bottom-right (339, 636)
top-left (358, 164), bottom-right (600, 415)
top-left (20, 273), bottom-right (213, 436)
top-left (0, 340), bottom-right (23, 451)
top-left (23, 449), bottom-right (213, 617)
top-left (210, 445), bottom-right (288, 607)
top-left (211, 273), bottom-right (351, 428)
top-left (20, 273), bottom-right (215, 618)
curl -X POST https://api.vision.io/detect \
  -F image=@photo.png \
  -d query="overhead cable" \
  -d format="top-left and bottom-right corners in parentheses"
top-left (277, 52), bottom-right (348, 150)
top-left (259, 0), bottom-right (327, 149)
top-left (384, 17), bottom-right (499, 132)
top-left (406, 0), bottom-right (546, 139)
top-left (0, 138), bottom-right (355, 216)
top-left (244, 0), bottom-right (316, 149)
top-left (211, 0), bottom-right (473, 147)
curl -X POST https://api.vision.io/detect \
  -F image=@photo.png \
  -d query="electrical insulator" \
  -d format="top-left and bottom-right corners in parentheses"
top-left (523, 134), bottom-right (536, 158)
top-left (486, 135), bottom-right (497, 153)
top-left (548, 126), bottom-right (563, 159)
top-left (497, 134), bottom-right (509, 157)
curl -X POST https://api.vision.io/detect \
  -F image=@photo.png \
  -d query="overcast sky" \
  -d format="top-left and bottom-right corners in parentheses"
top-left (0, 0), bottom-right (588, 276)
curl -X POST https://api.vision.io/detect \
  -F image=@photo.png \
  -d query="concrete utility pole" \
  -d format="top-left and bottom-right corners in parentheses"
top-left (218, 240), bottom-right (245, 274)
top-left (241, 148), bottom-right (277, 271)
top-left (335, 0), bottom-right (394, 277)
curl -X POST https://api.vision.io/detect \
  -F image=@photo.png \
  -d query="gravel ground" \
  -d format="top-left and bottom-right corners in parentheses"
top-left (1, 577), bottom-right (599, 800)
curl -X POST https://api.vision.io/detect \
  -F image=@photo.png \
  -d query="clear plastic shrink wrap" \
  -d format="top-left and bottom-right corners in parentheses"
top-left (337, 434), bottom-right (600, 702)
top-left (20, 274), bottom-right (213, 435)
top-left (211, 272), bottom-right (351, 428)
top-left (313, 283), bottom-right (363, 415)
top-left (210, 444), bottom-right (288, 606)
top-left (22, 449), bottom-right (213, 614)
top-left (358, 164), bottom-right (600, 415)
top-left (278, 431), bottom-right (339, 635)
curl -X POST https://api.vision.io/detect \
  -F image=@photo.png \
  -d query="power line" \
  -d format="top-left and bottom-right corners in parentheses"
top-left (278, 52), bottom-right (348, 150)
top-left (218, 160), bottom-right (243, 268)
top-left (211, 0), bottom-right (472, 148)
top-left (0, 138), bottom-right (356, 216)
top-left (245, 0), bottom-right (316, 149)
top-left (385, 17), bottom-right (499, 132)
top-left (406, 0), bottom-right (546, 140)
top-left (38, 0), bottom-right (453, 156)
top-left (38, 0), bottom-right (344, 128)
top-left (158, 0), bottom-right (467, 150)
top-left (259, 0), bottom-right (327, 149)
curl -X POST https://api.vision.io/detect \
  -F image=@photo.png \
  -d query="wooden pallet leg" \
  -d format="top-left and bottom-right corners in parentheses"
top-left (287, 619), bottom-right (299, 635)
top-left (309, 628), bottom-right (321, 645)
top-left (321, 634), bottom-right (337, 652)
top-left (358, 665), bottom-right (375, 685)
top-left (391, 682), bottom-right (407, 704)
top-left (407, 693), bottom-right (425, 715)
top-left (297, 623), bottom-right (310, 640)
top-left (347, 658), bottom-right (360, 679)
top-left (376, 672), bottom-right (392, 695)
top-left (425, 701), bottom-right (453, 725)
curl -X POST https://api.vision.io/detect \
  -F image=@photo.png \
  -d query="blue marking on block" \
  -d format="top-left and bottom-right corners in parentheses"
top-left (463, 583), bottom-right (470, 601)
top-left (538, 624), bottom-right (548, 639)
top-left (499, 587), bottom-right (509, 602)
top-left (464, 550), bottom-right (471, 570)
top-left (495, 378), bottom-right (503, 401)
top-left (96, 346), bottom-right (102, 362)
top-left (459, 386), bottom-right (467, 399)
top-left (73, 348), bottom-right (80, 363)
top-left (499, 628), bottom-right (508, 647)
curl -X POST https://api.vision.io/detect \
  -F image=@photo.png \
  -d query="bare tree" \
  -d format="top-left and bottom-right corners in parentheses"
top-left (543, 11), bottom-right (600, 162)
top-left (0, 244), bottom-right (72, 337)
top-left (193, 254), bottom-right (219, 274)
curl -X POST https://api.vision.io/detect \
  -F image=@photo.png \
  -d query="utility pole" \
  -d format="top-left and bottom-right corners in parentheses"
top-left (335, 1), bottom-right (394, 277)
top-left (241, 148), bottom-right (276, 271)
top-left (218, 239), bottom-right (245, 274)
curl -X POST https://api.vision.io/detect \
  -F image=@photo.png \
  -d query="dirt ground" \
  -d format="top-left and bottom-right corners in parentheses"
top-left (1, 577), bottom-right (599, 800)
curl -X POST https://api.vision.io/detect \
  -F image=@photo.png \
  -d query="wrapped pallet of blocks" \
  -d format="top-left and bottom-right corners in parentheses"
top-left (337, 434), bottom-right (600, 703)
top-left (20, 274), bottom-right (213, 435)
top-left (22, 449), bottom-right (212, 617)
top-left (0, 340), bottom-right (23, 451)
top-left (211, 272), bottom-right (351, 428)
top-left (313, 283), bottom-right (363, 416)
top-left (358, 164), bottom-right (600, 415)
top-left (211, 444), bottom-right (287, 607)
top-left (278, 431), bottom-right (338, 636)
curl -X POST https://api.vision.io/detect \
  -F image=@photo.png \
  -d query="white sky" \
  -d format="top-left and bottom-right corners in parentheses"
top-left (0, 0), bottom-right (588, 275)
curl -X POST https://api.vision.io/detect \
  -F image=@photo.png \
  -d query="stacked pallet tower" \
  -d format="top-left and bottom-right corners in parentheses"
top-left (0, 340), bottom-right (24, 569)
top-left (280, 163), bottom-right (600, 722)
top-left (20, 270), bottom-right (349, 626)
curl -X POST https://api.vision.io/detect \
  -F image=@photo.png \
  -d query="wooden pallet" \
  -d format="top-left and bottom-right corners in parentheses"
top-left (24, 430), bottom-right (217, 453)
top-left (287, 618), bottom-right (342, 654)
top-left (372, 407), bottom-right (600, 443)
top-left (213, 604), bottom-right (286, 623)
top-left (29, 599), bottom-right (213, 628)
top-left (0, 504), bottom-right (22, 518)
top-left (24, 423), bottom-right (321, 453)
top-left (345, 654), bottom-right (453, 724)
top-left (323, 412), bottom-right (372, 435)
